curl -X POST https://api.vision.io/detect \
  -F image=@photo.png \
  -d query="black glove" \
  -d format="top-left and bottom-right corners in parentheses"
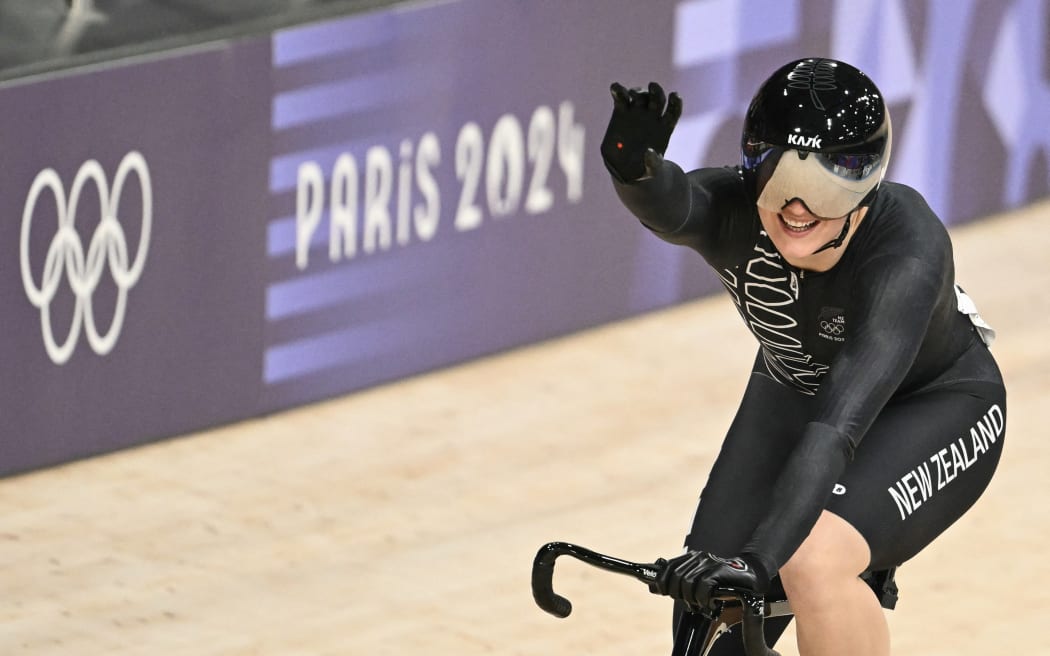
top-left (600, 81), bottom-right (682, 183)
top-left (650, 550), bottom-right (769, 609)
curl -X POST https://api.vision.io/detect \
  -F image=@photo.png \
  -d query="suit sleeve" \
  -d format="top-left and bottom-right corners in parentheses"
top-left (610, 160), bottom-right (753, 262)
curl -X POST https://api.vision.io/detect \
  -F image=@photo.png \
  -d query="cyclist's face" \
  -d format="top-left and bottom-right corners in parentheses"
top-left (757, 199), bottom-right (862, 270)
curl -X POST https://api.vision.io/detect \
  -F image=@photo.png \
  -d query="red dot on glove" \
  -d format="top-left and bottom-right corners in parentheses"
top-left (616, 142), bottom-right (623, 149)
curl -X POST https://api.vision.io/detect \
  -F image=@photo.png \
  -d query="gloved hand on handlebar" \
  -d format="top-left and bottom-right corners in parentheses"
top-left (600, 81), bottom-right (682, 183)
top-left (649, 550), bottom-right (771, 610)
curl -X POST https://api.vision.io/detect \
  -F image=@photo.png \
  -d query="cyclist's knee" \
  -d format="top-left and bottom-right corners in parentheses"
top-left (778, 511), bottom-right (870, 603)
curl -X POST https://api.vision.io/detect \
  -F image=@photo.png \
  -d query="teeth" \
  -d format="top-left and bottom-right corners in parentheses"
top-left (781, 215), bottom-right (817, 231)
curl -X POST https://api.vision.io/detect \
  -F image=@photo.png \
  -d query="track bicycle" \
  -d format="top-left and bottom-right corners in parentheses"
top-left (532, 541), bottom-right (898, 656)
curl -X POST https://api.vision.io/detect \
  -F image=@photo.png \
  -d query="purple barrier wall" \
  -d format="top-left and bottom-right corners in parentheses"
top-left (2, 0), bottom-right (1047, 475)
top-left (1, 41), bottom-right (272, 472)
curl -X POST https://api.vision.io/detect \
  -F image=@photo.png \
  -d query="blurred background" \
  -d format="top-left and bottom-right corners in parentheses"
top-left (3, 0), bottom-right (1045, 477)
top-left (0, 0), bottom-right (376, 78)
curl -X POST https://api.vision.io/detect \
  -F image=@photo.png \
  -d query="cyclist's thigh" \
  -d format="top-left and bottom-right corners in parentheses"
top-left (827, 377), bottom-right (1006, 570)
top-left (684, 364), bottom-right (813, 556)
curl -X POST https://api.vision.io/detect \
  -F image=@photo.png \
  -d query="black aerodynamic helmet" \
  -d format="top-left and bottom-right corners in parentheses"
top-left (741, 58), bottom-right (892, 220)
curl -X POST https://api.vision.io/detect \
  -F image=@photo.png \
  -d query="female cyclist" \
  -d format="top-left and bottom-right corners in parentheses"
top-left (600, 58), bottom-right (1006, 656)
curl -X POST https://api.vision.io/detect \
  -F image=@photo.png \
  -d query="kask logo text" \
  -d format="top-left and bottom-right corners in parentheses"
top-left (787, 134), bottom-right (822, 149)
top-left (20, 151), bottom-right (152, 365)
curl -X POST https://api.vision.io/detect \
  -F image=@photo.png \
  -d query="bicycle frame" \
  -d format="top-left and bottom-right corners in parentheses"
top-left (672, 594), bottom-right (795, 656)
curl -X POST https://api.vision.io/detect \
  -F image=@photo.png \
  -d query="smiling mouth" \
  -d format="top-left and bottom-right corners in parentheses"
top-left (779, 214), bottom-right (818, 233)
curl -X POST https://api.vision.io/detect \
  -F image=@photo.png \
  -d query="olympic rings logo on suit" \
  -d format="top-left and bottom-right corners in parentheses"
top-left (819, 320), bottom-right (845, 336)
top-left (19, 151), bottom-right (152, 365)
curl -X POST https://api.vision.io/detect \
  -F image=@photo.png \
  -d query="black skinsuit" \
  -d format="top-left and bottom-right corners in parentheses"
top-left (613, 163), bottom-right (1006, 654)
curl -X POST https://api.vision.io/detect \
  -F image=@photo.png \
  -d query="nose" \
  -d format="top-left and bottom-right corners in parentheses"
top-left (781, 199), bottom-right (811, 217)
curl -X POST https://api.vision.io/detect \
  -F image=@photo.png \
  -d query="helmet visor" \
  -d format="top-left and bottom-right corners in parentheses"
top-left (817, 151), bottom-right (883, 181)
top-left (744, 143), bottom-right (884, 218)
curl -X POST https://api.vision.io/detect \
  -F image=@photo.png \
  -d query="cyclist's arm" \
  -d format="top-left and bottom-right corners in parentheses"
top-left (611, 162), bottom-right (752, 257)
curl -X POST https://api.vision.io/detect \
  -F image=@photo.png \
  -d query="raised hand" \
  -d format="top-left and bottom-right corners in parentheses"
top-left (600, 81), bottom-right (682, 183)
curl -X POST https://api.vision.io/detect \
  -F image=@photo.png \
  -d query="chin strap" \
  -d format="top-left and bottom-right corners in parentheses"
top-left (810, 185), bottom-right (881, 254)
top-left (811, 209), bottom-right (853, 254)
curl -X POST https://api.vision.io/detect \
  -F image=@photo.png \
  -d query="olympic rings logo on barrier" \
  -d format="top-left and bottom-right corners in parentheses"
top-left (819, 320), bottom-right (844, 336)
top-left (19, 151), bottom-right (152, 365)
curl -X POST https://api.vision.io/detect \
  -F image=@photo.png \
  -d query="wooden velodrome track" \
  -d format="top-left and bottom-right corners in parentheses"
top-left (1, 199), bottom-right (1047, 655)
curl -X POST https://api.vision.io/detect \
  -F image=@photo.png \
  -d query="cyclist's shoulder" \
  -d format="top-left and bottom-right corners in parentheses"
top-left (869, 182), bottom-right (946, 235)
top-left (677, 165), bottom-right (758, 256)
top-left (854, 182), bottom-right (952, 265)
